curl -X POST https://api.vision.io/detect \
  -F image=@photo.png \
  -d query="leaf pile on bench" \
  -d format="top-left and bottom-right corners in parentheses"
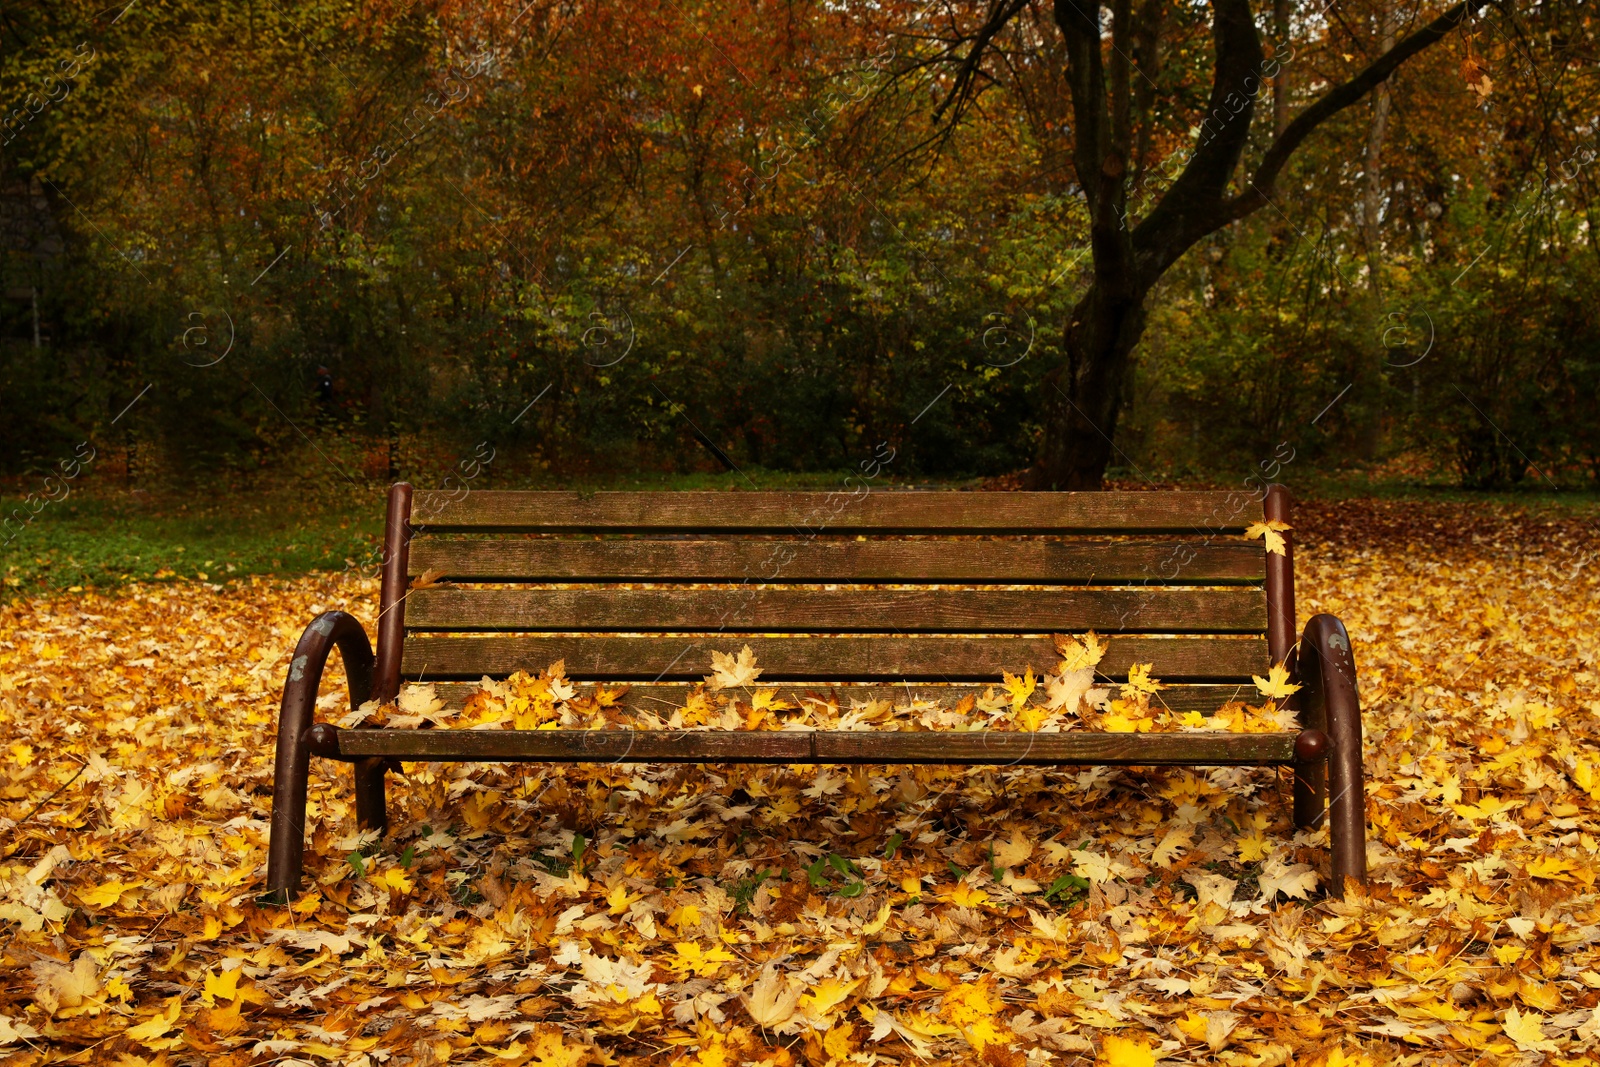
top-left (337, 635), bottom-right (1300, 738)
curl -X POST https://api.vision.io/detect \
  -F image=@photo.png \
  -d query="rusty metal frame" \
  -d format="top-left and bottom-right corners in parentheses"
top-left (1264, 484), bottom-right (1367, 899)
top-left (357, 482), bottom-right (412, 835)
top-left (1296, 613), bottom-right (1368, 896)
top-left (264, 483), bottom-right (409, 901)
top-left (1263, 484), bottom-right (1297, 669)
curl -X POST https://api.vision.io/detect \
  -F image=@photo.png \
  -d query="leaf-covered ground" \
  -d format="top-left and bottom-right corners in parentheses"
top-left (2, 501), bottom-right (1599, 1066)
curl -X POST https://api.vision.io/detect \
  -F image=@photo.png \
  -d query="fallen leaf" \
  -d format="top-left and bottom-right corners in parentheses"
top-left (1244, 519), bottom-right (1291, 555)
top-left (707, 645), bottom-right (762, 690)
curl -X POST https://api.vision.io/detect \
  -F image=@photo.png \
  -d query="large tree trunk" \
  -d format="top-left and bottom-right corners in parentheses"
top-left (1032, 282), bottom-right (1150, 488)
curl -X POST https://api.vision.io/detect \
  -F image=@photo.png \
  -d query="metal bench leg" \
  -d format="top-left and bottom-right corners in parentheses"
top-left (1292, 753), bottom-right (1327, 831)
top-left (266, 704), bottom-right (314, 902)
top-left (1326, 675), bottom-right (1367, 897)
top-left (354, 758), bottom-right (388, 832)
top-left (265, 612), bottom-right (374, 901)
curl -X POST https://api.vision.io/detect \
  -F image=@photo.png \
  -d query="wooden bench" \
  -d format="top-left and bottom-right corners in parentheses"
top-left (266, 484), bottom-right (1367, 900)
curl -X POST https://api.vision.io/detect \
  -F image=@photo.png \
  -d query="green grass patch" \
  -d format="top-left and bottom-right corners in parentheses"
top-left (1, 485), bottom-right (384, 598)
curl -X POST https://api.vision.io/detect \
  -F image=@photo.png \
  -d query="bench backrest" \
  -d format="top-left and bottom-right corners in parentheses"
top-left (369, 486), bottom-right (1296, 713)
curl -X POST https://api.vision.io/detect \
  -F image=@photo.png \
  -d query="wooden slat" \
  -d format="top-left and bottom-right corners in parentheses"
top-left (321, 726), bottom-right (1297, 766)
top-left (407, 538), bottom-right (1266, 584)
top-left (427, 682), bottom-right (1260, 715)
top-left (404, 635), bottom-right (1268, 681)
top-left (405, 587), bottom-right (1266, 634)
top-left (409, 491), bottom-right (1265, 534)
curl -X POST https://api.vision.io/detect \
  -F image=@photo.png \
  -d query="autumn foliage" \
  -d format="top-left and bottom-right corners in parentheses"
top-left (2, 501), bottom-right (1599, 1063)
top-left (4, 2), bottom-right (1598, 485)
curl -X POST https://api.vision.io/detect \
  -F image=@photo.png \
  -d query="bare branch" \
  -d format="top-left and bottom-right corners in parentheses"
top-left (1226, 0), bottom-right (1489, 222)
top-left (930, 0), bottom-right (1033, 126)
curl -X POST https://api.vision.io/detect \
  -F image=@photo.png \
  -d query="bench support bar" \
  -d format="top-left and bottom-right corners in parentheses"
top-left (301, 724), bottom-right (1309, 766)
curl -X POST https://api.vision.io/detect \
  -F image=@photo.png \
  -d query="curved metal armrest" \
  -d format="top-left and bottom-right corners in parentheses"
top-left (280, 611), bottom-right (376, 727)
top-left (1297, 613), bottom-right (1367, 896)
top-left (266, 611), bottom-right (375, 899)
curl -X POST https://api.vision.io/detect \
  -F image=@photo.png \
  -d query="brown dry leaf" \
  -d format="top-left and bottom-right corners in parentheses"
top-left (29, 953), bottom-right (100, 1016)
top-left (409, 567), bottom-right (450, 589)
top-left (1461, 56), bottom-right (1494, 98)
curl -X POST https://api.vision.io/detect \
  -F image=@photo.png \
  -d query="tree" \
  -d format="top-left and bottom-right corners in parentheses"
top-left (920, 0), bottom-right (1491, 487)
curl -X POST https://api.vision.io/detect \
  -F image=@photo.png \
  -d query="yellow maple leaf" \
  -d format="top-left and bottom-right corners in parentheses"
top-left (900, 1011), bottom-right (960, 1038)
top-left (606, 882), bottom-right (645, 915)
top-left (1098, 1033), bottom-right (1158, 1066)
top-left (1525, 856), bottom-right (1575, 880)
top-left (1236, 832), bottom-right (1269, 862)
top-left (939, 882), bottom-right (991, 908)
top-left (1244, 519), bottom-right (1291, 555)
top-left (1123, 663), bottom-right (1165, 697)
top-left (202, 967), bottom-right (241, 1005)
top-left (77, 879), bottom-right (140, 909)
top-left (1451, 795), bottom-right (1524, 821)
top-left (668, 941), bottom-right (736, 977)
top-left (939, 978), bottom-right (1002, 1026)
top-left (1251, 663), bottom-right (1302, 700)
top-left (1503, 1006), bottom-right (1558, 1052)
top-left (1103, 711), bottom-right (1151, 733)
top-left (801, 976), bottom-right (861, 1018)
top-left (1572, 759), bottom-right (1600, 800)
top-left (749, 688), bottom-right (795, 713)
top-left (372, 867), bottom-right (415, 894)
top-left (822, 1023), bottom-right (856, 1060)
top-left (1055, 631), bottom-right (1108, 672)
top-left (1518, 977), bottom-right (1564, 1012)
top-left (1003, 667), bottom-right (1037, 714)
top-left (127, 996), bottom-right (182, 1044)
top-left (524, 1030), bottom-right (588, 1067)
top-left (1174, 1011), bottom-right (1210, 1043)
top-left (592, 684), bottom-right (629, 707)
top-left (963, 1016), bottom-right (1010, 1052)
top-left (706, 645), bottom-right (761, 690)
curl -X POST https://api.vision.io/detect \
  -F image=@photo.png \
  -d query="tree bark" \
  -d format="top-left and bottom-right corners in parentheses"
top-left (1272, 0), bottom-right (1290, 136)
top-left (1361, 6), bottom-right (1397, 293)
top-left (1034, 282), bottom-right (1150, 488)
